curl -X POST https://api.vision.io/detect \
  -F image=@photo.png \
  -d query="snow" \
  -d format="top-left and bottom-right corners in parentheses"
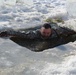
top-left (0, 0), bottom-right (76, 75)
top-left (40, 55), bottom-right (76, 75)
top-left (67, 0), bottom-right (76, 18)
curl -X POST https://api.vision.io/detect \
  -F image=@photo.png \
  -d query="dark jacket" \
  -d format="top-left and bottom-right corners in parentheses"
top-left (7, 29), bottom-right (59, 40)
top-left (1, 27), bottom-right (75, 40)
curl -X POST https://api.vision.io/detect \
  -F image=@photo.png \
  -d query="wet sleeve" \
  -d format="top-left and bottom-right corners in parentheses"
top-left (8, 30), bottom-right (38, 39)
top-left (25, 31), bottom-right (38, 39)
top-left (55, 27), bottom-right (76, 38)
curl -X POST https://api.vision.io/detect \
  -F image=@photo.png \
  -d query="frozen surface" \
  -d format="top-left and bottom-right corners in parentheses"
top-left (0, 0), bottom-right (76, 75)
top-left (67, 0), bottom-right (76, 18)
top-left (0, 38), bottom-right (76, 75)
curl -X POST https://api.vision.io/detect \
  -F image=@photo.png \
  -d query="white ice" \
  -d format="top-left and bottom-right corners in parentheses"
top-left (0, 0), bottom-right (76, 75)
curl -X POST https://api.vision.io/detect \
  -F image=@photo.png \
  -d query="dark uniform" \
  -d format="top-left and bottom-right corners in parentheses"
top-left (0, 27), bottom-right (76, 40)
top-left (5, 29), bottom-right (58, 40)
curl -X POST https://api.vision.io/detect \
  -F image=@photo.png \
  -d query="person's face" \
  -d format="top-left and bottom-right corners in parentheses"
top-left (40, 27), bottom-right (52, 38)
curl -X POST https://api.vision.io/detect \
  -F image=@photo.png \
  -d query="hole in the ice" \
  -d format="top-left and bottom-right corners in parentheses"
top-left (10, 24), bottom-right (76, 52)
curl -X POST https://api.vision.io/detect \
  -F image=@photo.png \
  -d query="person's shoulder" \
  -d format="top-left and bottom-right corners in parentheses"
top-left (52, 29), bottom-right (57, 34)
top-left (51, 29), bottom-right (59, 38)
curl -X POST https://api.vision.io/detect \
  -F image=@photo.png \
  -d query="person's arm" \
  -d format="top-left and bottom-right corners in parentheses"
top-left (57, 27), bottom-right (76, 38)
top-left (0, 30), bottom-right (38, 39)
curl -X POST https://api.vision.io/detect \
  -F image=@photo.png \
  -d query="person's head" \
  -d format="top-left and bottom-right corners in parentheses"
top-left (40, 23), bottom-right (52, 38)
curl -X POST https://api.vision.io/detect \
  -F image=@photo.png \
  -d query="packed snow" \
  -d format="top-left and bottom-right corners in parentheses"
top-left (0, 0), bottom-right (76, 75)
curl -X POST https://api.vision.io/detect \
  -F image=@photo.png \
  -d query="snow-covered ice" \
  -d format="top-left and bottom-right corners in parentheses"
top-left (67, 0), bottom-right (76, 18)
top-left (0, 0), bottom-right (76, 75)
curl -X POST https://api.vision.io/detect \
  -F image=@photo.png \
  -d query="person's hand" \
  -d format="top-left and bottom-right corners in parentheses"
top-left (0, 31), bottom-right (8, 37)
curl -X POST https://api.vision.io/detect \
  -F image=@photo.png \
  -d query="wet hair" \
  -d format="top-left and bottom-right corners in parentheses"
top-left (43, 23), bottom-right (51, 29)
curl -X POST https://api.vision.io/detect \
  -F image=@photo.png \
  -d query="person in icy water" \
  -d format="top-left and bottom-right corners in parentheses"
top-left (0, 23), bottom-right (58, 39)
top-left (0, 23), bottom-right (76, 40)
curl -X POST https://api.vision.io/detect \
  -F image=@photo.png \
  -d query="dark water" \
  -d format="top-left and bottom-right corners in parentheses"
top-left (7, 24), bottom-right (76, 52)
top-left (10, 33), bottom-right (76, 52)
top-left (0, 26), bottom-right (76, 75)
